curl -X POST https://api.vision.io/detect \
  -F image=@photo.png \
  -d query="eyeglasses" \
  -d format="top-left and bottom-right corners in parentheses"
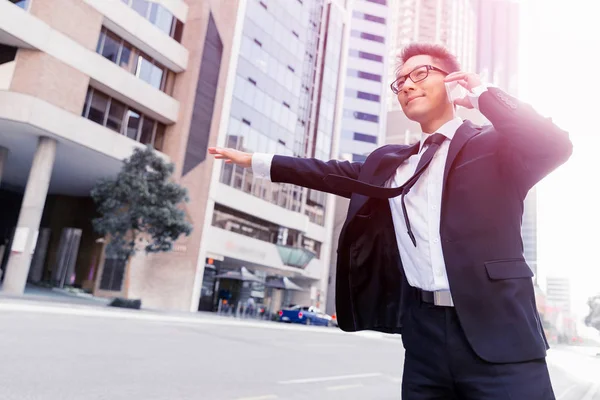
top-left (390, 65), bottom-right (449, 94)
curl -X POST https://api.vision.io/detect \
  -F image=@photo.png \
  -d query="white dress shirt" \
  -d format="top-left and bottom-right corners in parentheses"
top-left (251, 89), bottom-right (487, 293)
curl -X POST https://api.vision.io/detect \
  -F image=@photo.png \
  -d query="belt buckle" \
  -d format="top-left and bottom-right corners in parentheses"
top-left (433, 291), bottom-right (454, 307)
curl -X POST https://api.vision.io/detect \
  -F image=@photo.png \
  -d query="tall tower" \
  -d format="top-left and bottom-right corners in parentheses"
top-left (386, 0), bottom-right (478, 145)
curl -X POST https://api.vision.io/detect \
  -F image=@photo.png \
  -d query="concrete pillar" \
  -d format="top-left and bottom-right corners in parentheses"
top-left (2, 137), bottom-right (57, 295)
top-left (0, 146), bottom-right (7, 186)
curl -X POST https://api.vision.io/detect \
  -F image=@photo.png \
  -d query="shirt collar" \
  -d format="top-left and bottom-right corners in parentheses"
top-left (419, 117), bottom-right (463, 152)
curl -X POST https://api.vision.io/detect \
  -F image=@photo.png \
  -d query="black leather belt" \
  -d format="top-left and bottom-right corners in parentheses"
top-left (417, 289), bottom-right (454, 307)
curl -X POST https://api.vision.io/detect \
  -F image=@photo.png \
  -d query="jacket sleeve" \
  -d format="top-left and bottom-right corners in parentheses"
top-left (271, 155), bottom-right (363, 198)
top-left (478, 87), bottom-right (573, 194)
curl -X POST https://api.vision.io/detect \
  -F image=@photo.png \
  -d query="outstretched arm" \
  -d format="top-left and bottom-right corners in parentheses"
top-left (208, 147), bottom-right (363, 198)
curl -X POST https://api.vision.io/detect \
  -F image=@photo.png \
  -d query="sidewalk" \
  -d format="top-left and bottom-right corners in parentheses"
top-left (0, 283), bottom-right (111, 306)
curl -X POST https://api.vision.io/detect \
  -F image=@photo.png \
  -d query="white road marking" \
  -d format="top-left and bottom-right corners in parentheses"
top-left (557, 383), bottom-right (580, 400)
top-left (326, 383), bottom-right (364, 391)
top-left (278, 372), bottom-right (383, 385)
top-left (581, 382), bottom-right (600, 400)
top-left (0, 302), bottom-right (341, 334)
top-left (234, 395), bottom-right (278, 400)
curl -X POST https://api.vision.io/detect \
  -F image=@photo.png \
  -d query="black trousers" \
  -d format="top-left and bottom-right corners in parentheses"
top-left (400, 293), bottom-right (555, 399)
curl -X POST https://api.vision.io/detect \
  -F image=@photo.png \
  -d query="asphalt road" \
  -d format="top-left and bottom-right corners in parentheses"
top-left (0, 300), bottom-right (598, 400)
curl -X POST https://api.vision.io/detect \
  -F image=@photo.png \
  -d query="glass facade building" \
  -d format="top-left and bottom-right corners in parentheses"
top-left (219, 0), bottom-right (346, 226)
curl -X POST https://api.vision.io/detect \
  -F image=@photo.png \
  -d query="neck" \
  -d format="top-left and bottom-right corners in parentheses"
top-left (419, 108), bottom-right (456, 134)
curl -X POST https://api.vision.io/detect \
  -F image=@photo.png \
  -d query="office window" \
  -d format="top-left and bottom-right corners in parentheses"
top-left (131, 0), bottom-right (150, 18)
top-left (135, 53), bottom-right (166, 90)
top-left (347, 69), bottom-right (382, 82)
top-left (348, 49), bottom-right (383, 63)
top-left (353, 11), bottom-right (385, 24)
top-left (97, 30), bottom-right (121, 63)
top-left (351, 30), bottom-right (384, 43)
top-left (347, 89), bottom-right (380, 102)
top-left (364, 0), bottom-right (387, 5)
top-left (344, 109), bottom-right (379, 123)
top-left (85, 90), bottom-right (109, 125)
top-left (82, 87), bottom-right (166, 150)
top-left (139, 116), bottom-right (155, 145)
top-left (124, 109), bottom-right (141, 140)
top-left (357, 91), bottom-right (380, 102)
top-left (96, 28), bottom-right (170, 92)
top-left (122, 0), bottom-right (184, 42)
top-left (354, 132), bottom-right (377, 144)
top-left (149, 3), bottom-right (175, 35)
top-left (106, 99), bottom-right (126, 133)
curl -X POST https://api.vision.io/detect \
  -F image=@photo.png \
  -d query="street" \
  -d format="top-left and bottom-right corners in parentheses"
top-left (0, 300), bottom-right (598, 400)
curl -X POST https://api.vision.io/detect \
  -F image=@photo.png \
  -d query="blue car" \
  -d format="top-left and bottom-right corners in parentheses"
top-left (278, 305), bottom-right (333, 326)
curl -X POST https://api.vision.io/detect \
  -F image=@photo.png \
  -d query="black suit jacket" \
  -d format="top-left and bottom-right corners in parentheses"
top-left (269, 87), bottom-right (572, 363)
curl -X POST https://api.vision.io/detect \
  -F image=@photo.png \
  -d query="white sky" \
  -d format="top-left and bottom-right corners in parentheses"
top-left (518, 0), bottom-right (600, 319)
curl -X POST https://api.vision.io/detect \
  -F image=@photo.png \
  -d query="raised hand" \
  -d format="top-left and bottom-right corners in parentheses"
top-left (208, 147), bottom-right (253, 168)
top-left (444, 71), bottom-right (483, 109)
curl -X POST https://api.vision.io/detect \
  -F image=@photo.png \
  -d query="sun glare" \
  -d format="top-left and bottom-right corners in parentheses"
top-left (519, 0), bottom-right (600, 319)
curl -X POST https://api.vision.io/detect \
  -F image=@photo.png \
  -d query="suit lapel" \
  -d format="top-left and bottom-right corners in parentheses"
top-left (442, 120), bottom-right (481, 193)
top-left (347, 143), bottom-right (419, 222)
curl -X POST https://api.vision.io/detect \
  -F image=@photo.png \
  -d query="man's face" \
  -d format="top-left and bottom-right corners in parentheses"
top-left (395, 55), bottom-right (450, 122)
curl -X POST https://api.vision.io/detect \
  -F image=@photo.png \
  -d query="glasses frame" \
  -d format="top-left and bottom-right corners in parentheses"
top-left (390, 64), bottom-right (449, 94)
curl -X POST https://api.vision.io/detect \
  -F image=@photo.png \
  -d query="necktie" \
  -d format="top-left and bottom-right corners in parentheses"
top-left (324, 133), bottom-right (447, 246)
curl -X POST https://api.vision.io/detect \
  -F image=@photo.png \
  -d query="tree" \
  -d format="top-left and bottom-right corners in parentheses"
top-left (91, 146), bottom-right (192, 261)
top-left (585, 294), bottom-right (600, 333)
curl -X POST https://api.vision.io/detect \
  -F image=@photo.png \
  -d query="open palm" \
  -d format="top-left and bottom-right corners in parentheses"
top-left (208, 147), bottom-right (252, 168)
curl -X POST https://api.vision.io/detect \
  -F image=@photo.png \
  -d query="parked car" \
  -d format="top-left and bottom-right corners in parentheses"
top-left (278, 305), bottom-right (333, 326)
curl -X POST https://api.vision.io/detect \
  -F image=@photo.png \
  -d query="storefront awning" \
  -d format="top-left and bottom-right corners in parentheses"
top-left (275, 245), bottom-right (315, 269)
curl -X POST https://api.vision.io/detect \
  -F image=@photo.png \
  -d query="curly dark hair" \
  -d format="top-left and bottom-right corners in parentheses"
top-left (395, 42), bottom-right (461, 79)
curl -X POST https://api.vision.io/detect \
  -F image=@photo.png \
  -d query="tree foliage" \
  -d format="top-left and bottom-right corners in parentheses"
top-left (91, 146), bottom-right (192, 260)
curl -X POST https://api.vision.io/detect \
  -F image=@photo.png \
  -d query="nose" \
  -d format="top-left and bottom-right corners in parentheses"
top-left (401, 77), bottom-right (417, 93)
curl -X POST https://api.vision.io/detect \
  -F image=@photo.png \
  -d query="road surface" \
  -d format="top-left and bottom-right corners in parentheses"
top-left (0, 300), bottom-right (598, 400)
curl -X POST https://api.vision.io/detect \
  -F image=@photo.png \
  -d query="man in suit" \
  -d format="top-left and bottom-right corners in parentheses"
top-left (209, 43), bottom-right (572, 399)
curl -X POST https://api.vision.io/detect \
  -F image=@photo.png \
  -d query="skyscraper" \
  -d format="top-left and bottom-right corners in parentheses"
top-left (339, 0), bottom-right (390, 162)
top-left (326, 0), bottom-right (390, 315)
top-left (386, 0), bottom-right (478, 146)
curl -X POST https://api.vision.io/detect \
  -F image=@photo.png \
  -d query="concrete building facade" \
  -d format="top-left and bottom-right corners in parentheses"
top-left (0, 0), bottom-right (350, 314)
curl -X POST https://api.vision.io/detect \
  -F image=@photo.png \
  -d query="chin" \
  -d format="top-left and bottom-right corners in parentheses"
top-left (404, 109), bottom-right (428, 123)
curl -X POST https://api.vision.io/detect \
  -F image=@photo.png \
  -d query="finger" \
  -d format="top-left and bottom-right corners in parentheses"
top-left (444, 72), bottom-right (468, 82)
top-left (225, 159), bottom-right (233, 164)
top-left (455, 79), bottom-right (471, 90)
top-left (454, 97), bottom-right (473, 109)
top-left (208, 147), bottom-right (220, 154)
top-left (214, 155), bottom-right (228, 159)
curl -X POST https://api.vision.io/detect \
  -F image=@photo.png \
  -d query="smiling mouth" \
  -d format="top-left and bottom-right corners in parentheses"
top-left (406, 96), bottom-right (423, 105)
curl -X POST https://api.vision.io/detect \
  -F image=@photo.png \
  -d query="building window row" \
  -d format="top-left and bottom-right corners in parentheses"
top-left (211, 203), bottom-right (322, 258)
top-left (350, 30), bottom-right (385, 44)
top-left (348, 49), bottom-right (383, 63)
top-left (353, 132), bottom-right (378, 144)
top-left (344, 109), bottom-right (379, 123)
top-left (347, 69), bottom-right (382, 82)
top-left (82, 87), bottom-right (166, 151)
top-left (352, 11), bottom-right (385, 25)
top-left (96, 27), bottom-right (175, 94)
top-left (346, 89), bottom-right (380, 102)
top-left (120, 0), bottom-right (184, 42)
